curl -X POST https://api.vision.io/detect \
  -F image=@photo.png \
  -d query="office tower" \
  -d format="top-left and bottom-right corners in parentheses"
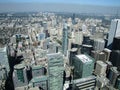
top-left (32, 65), bottom-right (45, 78)
top-left (82, 24), bottom-right (87, 34)
top-left (108, 67), bottom-right (120, 86)
top-left (112, 37), bottom-right (120, 50)
top-left (47, 53), bottom-right (64, 90)
top-left (69, 48), bottom-right (78, 66)
top-left (0, 65), bottom-right (7, 80)
top-left (105, 61), bottom-right (113, 76)
top-left (13, 64), bottom-right (28, 88)
top-left (72, 13), bottom-right (75, 24)
top-left (73, 54), bottom-right (94, 79)
top-left (103, 48), bottom-right (111, 61)
top-left (0, 47), bottom-right (9, 72)
top-left (81, 44), bottom-right (93, 55)
top-left (37, 33), bottom-right (45, 41)
top-left (115, 76), bottom-right (120, 89)
top-left (10, 35), bottom-right (16, 44)
top-left (73, 76), bottom-right (96, 90)
top-left (68, 39), bottom-right (73, 50)
top-left (109, 50), bottom-right (120, 71)
top-left (48, 42), bottom-right (58, 54)
top-left (41, 38), bottom-right (50, 50)
top-left (42, 21), bottom-right (48, 30)
top-left (62, 23), bottom-right (68, 56)
top-left (82, 35), bottom-right (91, 45)
top-left (91, 51), bottom-right (106, 62)
top-left (107, 19), bottom-right (120, 49)
top-left (44, 30), bottom-right (49, 38)
top-left (15, 34), bottom-right (22, 43)
top-left (90, 25), bottom-right (96, 35)
top-left (74, 30), bottom-right (83, 45)
top-left (30, 76), bottom-right (48, 90)
top-left (94, 61), bottom-right (107, 76)
top-left (96, 76), bottom-right (109, 89)
top-left (93, 39), bottom-right (105, 51)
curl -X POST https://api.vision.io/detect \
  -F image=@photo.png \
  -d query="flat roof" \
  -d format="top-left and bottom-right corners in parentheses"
top-left (76, 54), bottom-right (92, 63)
top-left (31, 76), bottom-right (48, 83)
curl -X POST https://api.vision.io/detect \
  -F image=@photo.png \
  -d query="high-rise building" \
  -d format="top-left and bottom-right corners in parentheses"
top-left (62, 23), bottom-right (68, 56)
top-left (30, 76), bottom-right (48, 90)
top-left (73, 76), bottom-right (96, 90)
top-left (108, 67), bottom-right (120, 86)
top-left (112, 37), bottom-right (120, 50)
top-left (115, 76), bottom-right (120, 89)
top-left (107, 19), bottom-right (120, 49)
top-left (73, 54), bottom-right (94, 79)
top-left (13, 64), bottom-right (28, 88)
top-left (0, 65), bottom-right (7, 80)
top-left (47, 53), bottom-right (64, 90)
top-left (109, 50), bottom-right (120, 71)
top-left (0, 47), bottom-right (9, 72)
top-left (94, 61), bottom-right (107, 76)
top-left (37, 33), bottom-right (45, 41)
top-left (74, 30), bottom-right (83, 45)
top-left (32, 65), bottom-right (45, 78)
top-left (93, 39), bottom-right (105, 51)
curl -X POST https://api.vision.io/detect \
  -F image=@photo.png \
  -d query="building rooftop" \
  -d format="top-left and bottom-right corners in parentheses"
top-left (14, 63), bottom-right (25, 70)
top-left (30, 76), bottom-right (48, 83)
top-left (76, 54), bottom-right (92, 63)
top-left (32, 65), bottom-right (44, 70)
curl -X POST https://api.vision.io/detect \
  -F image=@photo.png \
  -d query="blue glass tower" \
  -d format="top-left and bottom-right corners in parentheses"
top-left (62, 23), bottom-right (68, 56)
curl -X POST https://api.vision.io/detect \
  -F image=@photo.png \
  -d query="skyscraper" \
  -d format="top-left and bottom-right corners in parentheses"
top-left (107, 19), bottom-right (120, 49)
top-left (47, 53), bottom-right (64, 90)
top-left (73, 54), bottom-right (94, 79)
top-left (13, 64), bottom-right (28, 88)
top-left (62, 23), bottom-right (68, 56)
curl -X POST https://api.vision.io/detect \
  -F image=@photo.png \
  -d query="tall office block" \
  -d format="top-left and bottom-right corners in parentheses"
top-left (94, 61), bottom-right (107, 76)
top-left (91, 51), bottom-right (107, 62)
top-left (68, 39), bottom-right (73, 50)
top-left (112, 37), bottom-right (120, 50)
top-left (73, 54), bottom-right (94, 79)
top-left (30, 76), bottom-right (48, 90)
top-left (93, 39), bottom-right (105, 51)
top-left (82, 35), bottom-right (91, 45)
top-left (0, 65), bottom-right (7, 80)
top-left (48, 42), bottom-right (58, 54)
top-left (103, 48), bottom-right (111, 61)
top-left (32, 65), bottom-right (45, 78)
top-left (37, 33), bottom-right (45, 41)
top-left (47, 53), bottom-right (64, 90)
top-left (62, 23), bottom-right (68, 56)
top-left (108, 67), bottom-right (120, 86)
top-left (13, 64), bottom-right (28, 88)
top-left (96, 76), bottom-right (109, 88)
top-left (0, 47), bottom-right (9, 72)
top-left (109, 50), bottom-right (120, 71)
top-left (73, 76), bottom-right (96, 90)
top-left (107, 19), bottom-right (120, 49)
top-left (69, 48), bottom-right (78, 66)
top-left (81, 44), bottom-right (93, 55)
top-left (74, 30), bottom-right (83, 45)
top-left (115, 76), bottom-right (120, 89)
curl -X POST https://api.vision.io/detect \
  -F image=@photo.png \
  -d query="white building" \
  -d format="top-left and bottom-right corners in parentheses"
top-left (107, 19), bottom-right (120, 48)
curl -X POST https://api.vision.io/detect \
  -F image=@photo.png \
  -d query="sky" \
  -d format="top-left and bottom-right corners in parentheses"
top-left (0, 0), bottom-right (120, 6)
top-left (0, 0), bottom-right (120, 14)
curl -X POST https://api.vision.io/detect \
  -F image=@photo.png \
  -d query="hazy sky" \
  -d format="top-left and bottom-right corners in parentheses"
top-left (0, 0), bottom-right (120, 14)
top-left (0, 0), bottom-right (120, 6)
